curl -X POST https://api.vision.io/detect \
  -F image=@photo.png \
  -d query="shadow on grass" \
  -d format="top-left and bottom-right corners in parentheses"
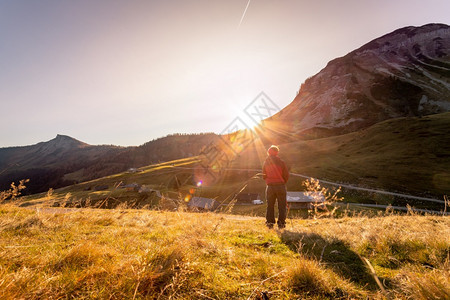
top-left (280, 231), bottom-right (378, 290)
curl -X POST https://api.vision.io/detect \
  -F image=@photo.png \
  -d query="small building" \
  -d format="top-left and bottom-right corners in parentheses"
top-left (188, 197), bottom-right (218, 211)
top-left (235, 193), bottom-right (261, 205)
top-left (138, 185), bottom-right (151, 193)
top-left (138, 186), bottom-right (162, 198)
top-left (287, 191), bottom-right (325, 209)
top-left (121, 183), bottom-right (141, 192)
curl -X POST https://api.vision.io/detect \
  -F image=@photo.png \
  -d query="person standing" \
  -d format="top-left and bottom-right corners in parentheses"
top-left (263, 145), bottom-right (289, 229)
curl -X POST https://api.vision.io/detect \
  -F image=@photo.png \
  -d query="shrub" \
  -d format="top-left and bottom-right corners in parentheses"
top-left (0, 179), bottom-right (29, 202)
top-left (303, 178), bottom-right (343, 218)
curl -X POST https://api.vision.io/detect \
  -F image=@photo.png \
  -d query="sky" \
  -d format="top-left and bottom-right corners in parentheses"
top-left (1, 0), bottom-right (449, 147)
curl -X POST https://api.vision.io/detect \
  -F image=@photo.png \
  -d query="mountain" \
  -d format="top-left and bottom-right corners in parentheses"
top-left (267, 23), bottom-right (450, 138)
top-left (2, 24), bottom-right (449, 197)
top-left (0, 135), bottom-right (123, 193)
top-left (0, 133), bottom-right (218, 194)
top-left (0, 135), bottom-right (107, 169)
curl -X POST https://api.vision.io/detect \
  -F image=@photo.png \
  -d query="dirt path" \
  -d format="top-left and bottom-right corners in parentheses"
top-left (344, 202), bottom-right (449, 215)
top-left (288, 172), bottom-right (446, 204)
top-left (172, 166), bottom-right (445, 204)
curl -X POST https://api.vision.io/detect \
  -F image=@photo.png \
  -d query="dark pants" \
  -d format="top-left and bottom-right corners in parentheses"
top-left (265, 185), bottom-right (287, 226)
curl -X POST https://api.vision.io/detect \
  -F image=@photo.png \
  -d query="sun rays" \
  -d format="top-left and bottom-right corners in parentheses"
top-left (193, 118), bottom-right (302, 188)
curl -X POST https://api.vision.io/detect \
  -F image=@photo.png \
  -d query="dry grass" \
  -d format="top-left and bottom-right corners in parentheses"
top-left (0, 179), bottom-right (29, 203)
top-left (395, 264), bottom-right (450, 300)
top-left (0, 204), bottom-right (448, 299)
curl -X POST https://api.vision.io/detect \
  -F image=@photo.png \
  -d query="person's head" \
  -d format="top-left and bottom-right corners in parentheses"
top-left (267, 145), bottom-right (279, 156)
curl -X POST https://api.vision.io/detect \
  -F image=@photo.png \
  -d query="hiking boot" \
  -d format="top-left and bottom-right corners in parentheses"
top-left (277, 223), bottom-right (286, 230)
top-left (266, 223), bottom-right (274, 229)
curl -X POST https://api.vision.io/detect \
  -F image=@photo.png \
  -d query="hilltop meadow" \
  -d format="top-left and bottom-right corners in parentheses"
top-left (0, 200), bottom-right (449, 299)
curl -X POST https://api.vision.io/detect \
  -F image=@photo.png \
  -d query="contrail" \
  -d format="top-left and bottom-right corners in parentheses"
top-left (238, 0), bottom-right (252, 28)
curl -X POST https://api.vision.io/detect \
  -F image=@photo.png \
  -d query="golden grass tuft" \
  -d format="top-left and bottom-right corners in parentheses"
top-left (51, 241), bottom-right (116, 271)
top-left (395, 264), bottom-right (450, 300)
top-left (132, 246), bottom-right (190, 297)
top-left (286, 252), bottom-right (367, 299)
top-left (4, 215), bottom-right (45, 232)
top-left (287, 258), bottom-right (332, 295)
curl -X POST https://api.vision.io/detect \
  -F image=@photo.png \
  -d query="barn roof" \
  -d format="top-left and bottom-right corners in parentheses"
top-left (287, 191), bottom-right (325, 203)
top-left (188, 197), bottom-right (218, 210)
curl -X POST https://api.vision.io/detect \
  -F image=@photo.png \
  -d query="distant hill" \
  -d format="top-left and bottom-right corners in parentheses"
top-left (0, 135), bottom-right (121, 171)
top-left (0, 133), bottom-right (218, 194)
top-left (0, 135), bottom-right (122, 193)
top-left (267, 23), bottom-right (450, 139)
top-left (62, 133), bottom-right (219, 184)
top-left (17, 114), bottom-right (449, 213)
top-left (236, 112), bottom-right (450, 199)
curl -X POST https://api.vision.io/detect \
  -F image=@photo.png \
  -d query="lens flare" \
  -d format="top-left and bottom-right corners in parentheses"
top-left (184, 194), bottom-right (191, 202)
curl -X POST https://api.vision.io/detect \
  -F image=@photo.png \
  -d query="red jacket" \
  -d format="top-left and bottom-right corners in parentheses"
top-left (263, 155), bottom-right (289, 185)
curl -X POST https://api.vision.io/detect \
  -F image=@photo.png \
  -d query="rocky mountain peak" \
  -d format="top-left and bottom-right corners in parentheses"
top-left (354, 23), bottom-right (449, 54)
top-left (271, 23), bottom-right (450, 138)
top-left (48, 134), bottom-right (88, 148)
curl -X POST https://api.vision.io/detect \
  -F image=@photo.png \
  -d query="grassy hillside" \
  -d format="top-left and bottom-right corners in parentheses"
top-left (0, 133), bottom-right (218, 195)
top-left (19, 157), bottom-right (201, 208)
top-left (0, 204), bottom-right (448, 299)
top-left (15, 113), bottom-right (449, 215)
top-left (14, 113), bottom-right (450, 214)
top-left (236, 112), bottom-right (450, 198)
